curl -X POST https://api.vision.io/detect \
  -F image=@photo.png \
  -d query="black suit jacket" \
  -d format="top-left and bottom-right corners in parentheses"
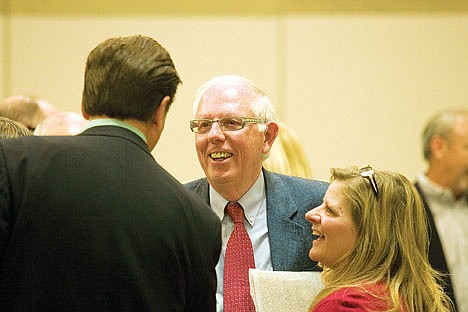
top-left (414, 182), bottom-right (458, 311)
top-left (0, 126), bottom-right (221, 312)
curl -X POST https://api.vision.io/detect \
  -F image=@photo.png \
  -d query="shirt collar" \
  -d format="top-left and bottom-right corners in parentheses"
top-left (417, 172), bottom-right (458, 203)
top-left (82, 118), bottom-right (147, 143)
top-left (209, 171), bottom-right (266, 226)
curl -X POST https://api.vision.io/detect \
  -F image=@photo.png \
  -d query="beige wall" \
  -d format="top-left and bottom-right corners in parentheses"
top-left (285, 14), bottom-right (468, 181)
top-left (2, 2), bottom-right (468, 183)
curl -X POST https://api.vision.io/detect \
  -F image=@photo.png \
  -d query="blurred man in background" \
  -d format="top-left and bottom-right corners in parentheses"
top-left (415, 108), bottom-right (468, 312)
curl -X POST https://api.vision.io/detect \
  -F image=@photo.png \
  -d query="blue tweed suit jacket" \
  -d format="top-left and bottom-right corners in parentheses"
top-left (185, 168), bottom-right (328, 271)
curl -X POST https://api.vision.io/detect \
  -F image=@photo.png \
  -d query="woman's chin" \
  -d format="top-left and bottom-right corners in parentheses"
top-left (309, 249), bottom-right (320, 262)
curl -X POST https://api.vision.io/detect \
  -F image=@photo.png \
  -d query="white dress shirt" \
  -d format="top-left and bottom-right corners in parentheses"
top-left (209, 171), bottom-right (272, 312)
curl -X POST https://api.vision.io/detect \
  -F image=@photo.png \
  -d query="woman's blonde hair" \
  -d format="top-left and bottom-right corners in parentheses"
top-left (263, 121), bottom-right (312, 178)
top-left (309, 166), bottom-right (452, 312)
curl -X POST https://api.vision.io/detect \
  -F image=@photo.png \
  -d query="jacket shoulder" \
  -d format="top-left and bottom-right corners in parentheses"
top-left (185, 177), bottom-right (207, 190)
top-left (264, 170), bottom-right (329, 191)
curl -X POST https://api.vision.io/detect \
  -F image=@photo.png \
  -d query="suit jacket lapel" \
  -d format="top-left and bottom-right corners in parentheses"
top-left (264, 169), bottom-right (309, 270)
top-left (188, 171), bottom-right (312, 271)
top-left (189, 178), bottom-right (211, 204)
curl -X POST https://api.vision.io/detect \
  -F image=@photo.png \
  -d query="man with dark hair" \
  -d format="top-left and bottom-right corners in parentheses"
top-left (0, 35), bottom-right (221, 311)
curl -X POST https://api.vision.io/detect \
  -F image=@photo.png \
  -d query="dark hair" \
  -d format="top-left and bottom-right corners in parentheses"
top-left (82, 35), bottom-right (182, 121)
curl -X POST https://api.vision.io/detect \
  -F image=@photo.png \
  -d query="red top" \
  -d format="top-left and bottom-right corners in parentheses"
top-left (312, 283), bottom-right (405, 312)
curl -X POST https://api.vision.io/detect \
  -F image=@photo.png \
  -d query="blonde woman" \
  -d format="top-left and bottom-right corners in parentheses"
top-left (263, 121), bottom-right (312, 178)
top-left (306, 166), bottom-right (452, 312)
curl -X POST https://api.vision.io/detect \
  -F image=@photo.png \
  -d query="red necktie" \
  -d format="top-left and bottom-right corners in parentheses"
top-left (224, 202), bottom-right (256, 312)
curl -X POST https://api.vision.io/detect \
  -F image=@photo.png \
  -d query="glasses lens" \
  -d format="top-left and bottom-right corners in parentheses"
top-left (219, 117), bottom-right (244, 131)
top-left (190, 119), bottom-right (212, 133)
top-left (189, 120), bottom-right (197, 132)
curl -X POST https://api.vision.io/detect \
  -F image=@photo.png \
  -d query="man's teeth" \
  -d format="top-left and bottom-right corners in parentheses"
top-left (210, 152), bottom-right (233, 159)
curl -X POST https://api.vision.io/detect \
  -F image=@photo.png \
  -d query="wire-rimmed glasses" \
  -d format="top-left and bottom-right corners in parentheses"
top-left (189, 116), bottom-right (266, 134)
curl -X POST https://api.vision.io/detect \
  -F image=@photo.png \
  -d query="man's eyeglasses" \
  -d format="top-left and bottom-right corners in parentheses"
top-left (189, 117), bottom-right (266, 134)
top-left (359, 165), bottom-right (379, 196)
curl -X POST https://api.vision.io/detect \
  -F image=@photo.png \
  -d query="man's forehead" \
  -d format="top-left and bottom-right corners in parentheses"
top-left (200, 84), bottom-right (255, 108)
top-left (204, 80), bottom-right (251, 98)
top-left (451, 116), bottom-right (468, 138)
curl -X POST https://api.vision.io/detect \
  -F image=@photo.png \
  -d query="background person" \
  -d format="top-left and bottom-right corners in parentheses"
top-left (0, 35), bottom-right (221, 311)
top-left (0, 116), bottom-right (32, 138)
top-left (306, 166), bottom-right (452, 312)
top-left (186, 74), bottom-right (328, 312)
top-left (0, 94), bottom-right (59, 131)
top-left (415, 108), bottom-right (468, 312)
top-left (263, 120), bottom-right (313, 178)
top-left (34, 111), bottom-right (88, 135)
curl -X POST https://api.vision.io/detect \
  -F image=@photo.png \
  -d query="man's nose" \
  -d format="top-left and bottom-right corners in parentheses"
top-left (208, 121), bottom-right (225, 140)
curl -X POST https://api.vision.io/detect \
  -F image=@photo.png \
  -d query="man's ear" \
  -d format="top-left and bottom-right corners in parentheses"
top-left (146, 96), bottom-right (172, 151)
top-left (153, 96), bottom-right (171, 131)
top-left (431, 134), bottom-right (449, 160)
top-left (81, 101), bottom-right (90, 120)
top-left (262, 121), bottom-right (279, 154)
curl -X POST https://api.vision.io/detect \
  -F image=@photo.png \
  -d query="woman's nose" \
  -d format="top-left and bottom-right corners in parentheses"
top-left (305, 207), bottom-right (321, 224)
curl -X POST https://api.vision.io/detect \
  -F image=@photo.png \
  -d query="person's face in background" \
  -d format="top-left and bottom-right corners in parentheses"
top-left (305, 179), bottom-right (358, 268)
top-left (440, 115), bottom-right (468, 198)
top-left (194, 82), bottom-right (273, 196)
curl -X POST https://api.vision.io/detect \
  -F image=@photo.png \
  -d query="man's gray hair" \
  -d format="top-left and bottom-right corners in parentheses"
top-left (192, 75), bottom-right (275, 132)
top-left (422, 108), bottom-right (468, 161)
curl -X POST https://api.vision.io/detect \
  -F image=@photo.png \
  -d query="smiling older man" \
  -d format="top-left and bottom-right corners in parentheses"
top-left (186, 75), bottom-right (328, 312)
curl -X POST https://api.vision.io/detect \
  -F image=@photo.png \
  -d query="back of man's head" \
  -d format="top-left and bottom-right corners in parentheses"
top-left (82, 35), bottom-right (182, 122)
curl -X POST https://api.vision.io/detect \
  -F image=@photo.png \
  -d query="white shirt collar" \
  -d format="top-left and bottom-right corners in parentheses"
top-left (417, 172), bottom-right (460, 204)
top-left (209, 171), bottom-right (265, 226)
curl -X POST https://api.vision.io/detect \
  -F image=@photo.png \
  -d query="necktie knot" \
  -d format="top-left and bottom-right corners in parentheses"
top-left (226, 202), bottom-right (245, 224)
